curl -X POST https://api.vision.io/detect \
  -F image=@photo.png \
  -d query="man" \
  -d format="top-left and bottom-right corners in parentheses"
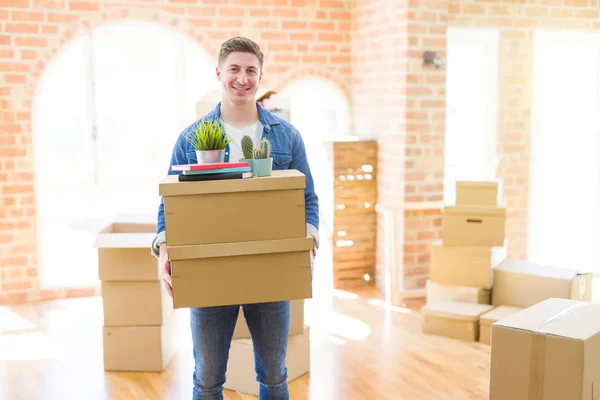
top-left (151, 37), bottom-right (319, 400)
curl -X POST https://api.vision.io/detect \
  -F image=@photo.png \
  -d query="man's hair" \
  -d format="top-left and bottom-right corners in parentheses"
top-left (218, 37), bottom-right (264, 70)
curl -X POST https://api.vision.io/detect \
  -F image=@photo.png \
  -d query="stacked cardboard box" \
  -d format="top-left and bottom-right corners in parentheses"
top-left (424, 181), bottom-right (594, 345)
top-left (76, 213), bottom-right (181, 372)
top-left (423, 181), bottom-right (508, 342)
top-left (158, 169), bottom-right (313, 392)
top-left (490, 298), bottom-right (600, 398)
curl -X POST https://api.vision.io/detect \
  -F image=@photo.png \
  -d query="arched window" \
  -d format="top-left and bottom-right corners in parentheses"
top-left (33, 20), bottom-right (218, 288)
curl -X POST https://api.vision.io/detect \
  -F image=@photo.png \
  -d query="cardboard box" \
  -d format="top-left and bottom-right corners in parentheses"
top-left (479, 305), bottom-right (523, 345)
top-left (224, 325), bottom-right (310, 396)
top-left (159, 170), bottom-right (307, 246)
top-left (103, 309), bottom-right (183, 372)
top-left (101, 280), bottom-right (173, 327)
top-left (233, 299), bottom-right (305, 339)
top-left (455, 181), bottom-right (498, 206)
top-left (442, 205), bottom-right (506, 246)
top-left (492, 259), bottom-right (593, 308)
top-left (422, 301), bottom-right (495, 341)
top-left (72, 213), bottom-right (159, 281)
top-left (426, 280), bottom-right (491, 305)
top-left (430, 240), bottom-right (506, 289)
top-left (490, 298), bottom-right (600, 399)
top-left (169, 235), bottom-right (314, 308)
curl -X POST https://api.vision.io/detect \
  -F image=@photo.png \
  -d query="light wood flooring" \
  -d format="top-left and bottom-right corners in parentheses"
top-left (0, 284), bottom-right (491, 400)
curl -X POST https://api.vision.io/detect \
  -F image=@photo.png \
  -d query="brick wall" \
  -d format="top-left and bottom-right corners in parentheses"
top-left (0, 0), bottom-right (352, 304)
top-left (353, 0), bottom-right (600, 294)
top-left (2, 0), bottom-right (600, 303)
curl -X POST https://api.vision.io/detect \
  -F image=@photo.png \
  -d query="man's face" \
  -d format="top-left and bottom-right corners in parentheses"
top-left (217, 51), bottom-right (262, 104)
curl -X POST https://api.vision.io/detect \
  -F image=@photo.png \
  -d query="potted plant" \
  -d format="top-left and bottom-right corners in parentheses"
top-left (240, 135), bottom-right (255, 171)
top-left (252, 138), bottom-right (273, 177)
top-left (184, 119), bottom-right (232, 164)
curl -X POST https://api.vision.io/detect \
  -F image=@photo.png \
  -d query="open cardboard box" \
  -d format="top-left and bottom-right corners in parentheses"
top-left (72, 213), bottom-right (159, 281)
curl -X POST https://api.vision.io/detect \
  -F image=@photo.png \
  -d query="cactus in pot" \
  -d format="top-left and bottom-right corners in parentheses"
top-left (252, 138), bottom-right (273, 177)
top-left (240, 135), bottom-right (255, 171)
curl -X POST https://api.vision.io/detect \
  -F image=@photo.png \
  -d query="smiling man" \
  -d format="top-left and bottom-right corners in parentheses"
top-left (151, 37), bottom-right (319, 400)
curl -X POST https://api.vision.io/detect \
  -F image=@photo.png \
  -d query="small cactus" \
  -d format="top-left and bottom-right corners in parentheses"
top-left (259, 138), bottom-right (271, 158)
top-left (241, 135), bottom-right (254, 159)
top-left (253, 147), bottom-right (265, 159)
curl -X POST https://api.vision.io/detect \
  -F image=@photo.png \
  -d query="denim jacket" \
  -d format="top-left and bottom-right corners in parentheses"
top-left (151, 101), bottom-right (320, 257)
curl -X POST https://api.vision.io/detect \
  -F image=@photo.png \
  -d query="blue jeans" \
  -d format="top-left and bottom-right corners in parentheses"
top-left (190, 301), bottom-right (291, 400)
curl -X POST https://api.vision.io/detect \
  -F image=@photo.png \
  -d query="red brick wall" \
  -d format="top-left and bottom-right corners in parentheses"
top-left (0, 0), bottom-right (352, 304)
top-left (353, 0), bottom-right (600, 294)
top-left (3, 0), bottom-right (600, 303)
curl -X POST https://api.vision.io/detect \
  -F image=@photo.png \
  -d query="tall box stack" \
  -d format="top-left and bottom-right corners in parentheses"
top-left (159, 169), bottom-right (313, 393)
top-left (75, 214), bottom-right (180, 372)
top-left (423, 181), bottom-right (510, 342)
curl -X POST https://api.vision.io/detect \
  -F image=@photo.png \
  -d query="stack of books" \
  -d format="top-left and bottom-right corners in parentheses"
top-left (171, 161), bottom-right (252, 182)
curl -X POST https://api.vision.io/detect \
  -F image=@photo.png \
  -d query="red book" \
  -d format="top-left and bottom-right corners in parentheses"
top-left (171, 161), bottom-right (249, 172)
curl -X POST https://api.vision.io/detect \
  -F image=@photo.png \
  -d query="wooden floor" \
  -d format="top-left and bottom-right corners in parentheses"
top-left (0, 284), bottom-right (491, 400)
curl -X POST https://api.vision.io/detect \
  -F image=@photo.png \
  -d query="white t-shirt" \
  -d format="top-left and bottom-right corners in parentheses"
top-left (223, 121), bottom-right (264, 162)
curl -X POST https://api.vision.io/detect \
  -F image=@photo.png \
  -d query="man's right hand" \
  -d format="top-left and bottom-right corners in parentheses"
top-left (159, 243), bottom-right (173, 298)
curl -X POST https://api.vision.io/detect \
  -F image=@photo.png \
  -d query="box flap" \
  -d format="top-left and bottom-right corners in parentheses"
top-left (94, 233), bottom-right (156, 249)
top-left (493, 298), bottom-right (600, 340)
top-left (159, 169), bottom-right (306, 197)
top-left (456, 181), bottom-right (498, 189)
top-left (444, 204), bottom-right (506, 216)
top-left (495, 259), bottom-right (586, 280)
top-left (422, 301), bottom-right (495, 322)
top-left (480, 305), bottom-right (524, 325)
top-left (168, 235), bottom-right (314, 260)
top-left (71, 213), bottom-right (156, 234)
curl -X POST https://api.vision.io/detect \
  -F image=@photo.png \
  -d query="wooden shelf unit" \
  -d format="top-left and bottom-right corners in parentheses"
top-left (325, 140), bottom-right (378, 289)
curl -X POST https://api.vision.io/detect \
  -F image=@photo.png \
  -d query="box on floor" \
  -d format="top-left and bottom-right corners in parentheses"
top-left (103, 308), bottom-right (184, 372)
top-left (73, 213), bottom-right (180, 372)
top-left (490, 298), bottom-right (600, 399)
top-left (426, 280), bottom-right (491, 305)
top-left (492, 259), bottom-right (593, 308)
top-left (225, 326), bottom-right (311, 396)
top-left (233, 299), bottom-right (305, 339)
top-left (429, 239), bottom-right (506, 289)
top-left (422, 301), bottom-right (495, 342)
top-left (479, 305), bottom-right (523, 345)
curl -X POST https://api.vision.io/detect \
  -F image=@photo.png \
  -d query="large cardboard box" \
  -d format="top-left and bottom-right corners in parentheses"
top-left (430, 240), bottom-right (506, 289)
top-left (492, 259), bottom-right (593, 308)
top-left (101, 280), bottom-right (173, 327)
top-left (233, 300), bottom-right (305, 339)
top-left (426, 280), bottom-right (491, 305)
top-left (168, 235), bottom-right (314, 309)
top-left (455, 181), bottom-right (498, 206)
top-left (224, 325), bottom-right (311, 396)
top-left (422, 301), bottom-right (495, 341)
top-left (442, 205), bottom-right (505, 246)
top-left (490, 298), bottom-right (600, 399)
top-left (158, 170), bottom-right (307, 246)
top-left (479, 305), bottom-right (523, 345)
top-left (103, 309), bottom-right (183, 372)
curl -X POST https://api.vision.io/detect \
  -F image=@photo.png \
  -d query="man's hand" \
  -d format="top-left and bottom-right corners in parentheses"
top-left (159, 243), bottom-right (173, 298)
top-left (310, 249), bottom-right (315, 276)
